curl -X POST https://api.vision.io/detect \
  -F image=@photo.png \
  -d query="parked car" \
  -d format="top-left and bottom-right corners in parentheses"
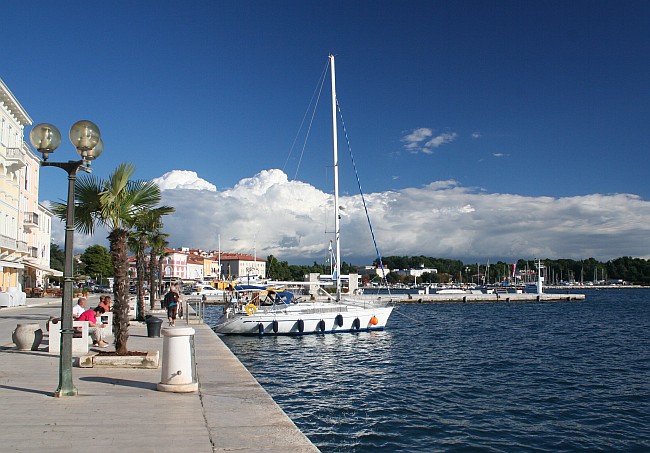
top-left (190, 285), bottom-right (224, 296)
top-left (94, 285), bottom-right (111, 293)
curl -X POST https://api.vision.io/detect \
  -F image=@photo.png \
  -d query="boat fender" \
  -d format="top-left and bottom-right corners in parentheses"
top-left (297, 319), bottom-right (305, 333)
top-left (245, 303), bottom-right (257, 315)
top-left (352, 318), bottom-right (360, 330)
top-left (318, 319), bottom-right (326, 332)
top-left (369, 315), bottom-right (379, 326)
top-left (335, 314), bottom-right (344, 327)
top-left (258, 322), bottom-right (264, 334)
top-left (272, 320), bottom-right (279, 333)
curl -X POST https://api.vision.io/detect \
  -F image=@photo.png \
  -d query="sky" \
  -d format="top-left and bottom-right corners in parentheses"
top-left (2, 1), bottom-right (650, 264)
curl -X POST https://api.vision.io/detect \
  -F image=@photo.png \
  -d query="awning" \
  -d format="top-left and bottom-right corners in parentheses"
top-left (0, 260), bottom-right (24, 269)
top-left (22, 259), bottom-right (62, 276)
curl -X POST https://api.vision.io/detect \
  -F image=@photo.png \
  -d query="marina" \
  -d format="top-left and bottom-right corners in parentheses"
top-left (211, 288), bottom-right (650, 452)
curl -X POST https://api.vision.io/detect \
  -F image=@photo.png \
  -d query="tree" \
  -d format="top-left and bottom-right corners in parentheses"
top-left (50, 242), bottom-right (65, 272)
top-left (79, 245), bottom-right (112, 281)
top-left (129, 207), bottom-right (174, 319)
top-left (52, 163), bottom-right (170, 354)
top-left (148, 230), bottom-right (169, 306)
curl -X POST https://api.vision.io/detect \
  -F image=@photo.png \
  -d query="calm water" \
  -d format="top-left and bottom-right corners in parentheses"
top-left (206, 289), bottom-right (650, 452)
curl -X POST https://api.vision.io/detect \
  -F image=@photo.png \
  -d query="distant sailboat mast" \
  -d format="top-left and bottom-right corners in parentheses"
top-left (330, 54), bottom-right (341, 301)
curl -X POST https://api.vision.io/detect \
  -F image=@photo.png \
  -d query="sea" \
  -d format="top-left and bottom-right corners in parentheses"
top-left (204, 289), bottom-right (650, 452)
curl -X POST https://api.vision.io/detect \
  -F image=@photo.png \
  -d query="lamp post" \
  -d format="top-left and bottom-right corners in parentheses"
top-left (30, 121), bottom-right (102, 397)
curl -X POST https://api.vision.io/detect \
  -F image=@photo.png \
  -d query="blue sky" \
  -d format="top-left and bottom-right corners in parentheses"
top-left (3, 1), bottom-right (650, 263)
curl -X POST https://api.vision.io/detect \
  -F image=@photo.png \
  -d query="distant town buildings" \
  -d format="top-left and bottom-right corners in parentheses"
top-left (128, 247), bottom-right (267, 283)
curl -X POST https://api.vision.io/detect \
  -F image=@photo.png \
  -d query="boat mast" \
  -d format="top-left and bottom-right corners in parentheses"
top-left (218, 234), bottom-right (221, 280)
top-left (330, 54), bottom-right (341, 300)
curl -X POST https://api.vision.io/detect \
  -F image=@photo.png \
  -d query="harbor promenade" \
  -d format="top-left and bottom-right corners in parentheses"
top-left (0, 295), bottom-right (318, 452)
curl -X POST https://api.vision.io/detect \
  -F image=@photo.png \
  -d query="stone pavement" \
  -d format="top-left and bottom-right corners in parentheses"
top-left (0, 295), bottom-right (318, 452)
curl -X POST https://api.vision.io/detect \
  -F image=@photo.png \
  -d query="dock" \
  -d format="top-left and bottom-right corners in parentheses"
top-left (0, 295), bottom-right (319, 452)
top-left (399, 292), bottom-right (586, 303)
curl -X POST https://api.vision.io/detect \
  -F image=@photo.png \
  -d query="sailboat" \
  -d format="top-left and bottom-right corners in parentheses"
top-left (214, 55), bottom-right (394, 335)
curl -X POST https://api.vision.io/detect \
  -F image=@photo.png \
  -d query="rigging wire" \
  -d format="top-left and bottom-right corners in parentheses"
top-left (283, 60), bottom-right (330, 181)
top-left (391, 304), bottom-right (427, 326)
top-left (335, 98), bottom-right (392, 297)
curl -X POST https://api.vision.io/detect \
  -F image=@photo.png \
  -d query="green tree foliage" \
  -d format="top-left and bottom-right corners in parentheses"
top-left (265, 255), bottom-right (357, 282)
top-left (79, 245), bottom-right (113, 279)
top-left (51, 162), bottom-right (170, 354)
top-left (50, 242), bottom-right (65, 272)
top-left (376, 256), bottom-right (464, 275)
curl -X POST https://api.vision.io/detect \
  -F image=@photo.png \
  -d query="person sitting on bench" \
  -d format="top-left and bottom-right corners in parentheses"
top-left (73, 297), bottom-right (87, 319)
top-left (77, 306), bottom-right (109, 348)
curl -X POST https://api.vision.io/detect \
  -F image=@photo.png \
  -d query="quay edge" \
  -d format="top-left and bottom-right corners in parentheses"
top-left (398, 293), bottom-right (586, 303)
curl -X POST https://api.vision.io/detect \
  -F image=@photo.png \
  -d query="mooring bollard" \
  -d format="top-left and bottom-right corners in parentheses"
top-left (157, 326), bottom-right (198, 393)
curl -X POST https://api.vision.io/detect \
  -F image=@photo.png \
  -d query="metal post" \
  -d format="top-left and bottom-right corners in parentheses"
top-left (45, 160), bottom-right (87, 397)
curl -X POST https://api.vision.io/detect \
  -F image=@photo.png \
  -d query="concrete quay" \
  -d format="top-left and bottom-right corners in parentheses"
top-left (400, 292), bottom-right (586, 303)
top-left (0, 295), bottom-right (319, 452)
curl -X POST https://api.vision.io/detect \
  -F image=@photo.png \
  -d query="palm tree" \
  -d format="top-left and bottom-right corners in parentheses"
top-left (147, 230), bottom-right (169, 308)
top-left (130, 207), bottom-right (174, 318)
top-left (52, 163), bottom-right (170, 354)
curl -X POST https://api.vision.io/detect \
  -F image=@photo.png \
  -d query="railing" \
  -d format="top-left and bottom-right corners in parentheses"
top-left (16, 240), bottom-right (28, 253)
top-left (184, 297), bottom-right (205, 325)
top-left (0, 234), bottom-right (17, 250)
top-left (24, 212), bottom-right (39, 227)
top-left (4, 147), bottom-right (26, 161)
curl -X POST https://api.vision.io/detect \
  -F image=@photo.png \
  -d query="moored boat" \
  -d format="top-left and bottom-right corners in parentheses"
top-left (214, 55), bottom-right (394, 335)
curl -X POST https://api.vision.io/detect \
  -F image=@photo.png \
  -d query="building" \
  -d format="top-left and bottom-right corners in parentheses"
top-left (394, 268), bottom-right (438, 278)
top-left (0, 78), bottom-right (57, 294)
top-left (217, 253), bottom-right (266, 281)
top-left (160, 248), bottom-right (188, 281)
top-left (186, 255), bottom-right (205, 281)
top-left (356, 265), bottom-right (392, 280)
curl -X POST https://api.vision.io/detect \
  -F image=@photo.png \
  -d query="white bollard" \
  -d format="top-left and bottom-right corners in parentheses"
top-left (156, 327), bottom-right (198, 393)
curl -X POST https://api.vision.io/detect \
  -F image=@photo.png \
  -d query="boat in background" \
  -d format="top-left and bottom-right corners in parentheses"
top-left (214, 55), bottom-right (394, 335)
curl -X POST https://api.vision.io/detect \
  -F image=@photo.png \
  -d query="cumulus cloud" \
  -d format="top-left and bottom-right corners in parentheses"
top-left (402, 128), bottom-right (458, 154)
top-left (402, 127), bottom-right (433, 149)
top-left (60, 169), bottom-right (650, 264)
top-left (152, 170), bottom-right (217, 192)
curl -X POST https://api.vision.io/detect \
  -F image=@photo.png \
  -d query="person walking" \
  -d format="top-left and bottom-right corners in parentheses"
top-left (164, 285), bottom-right (181, 327)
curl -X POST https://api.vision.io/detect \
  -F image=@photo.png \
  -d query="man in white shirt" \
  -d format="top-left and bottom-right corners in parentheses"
top-left (72, 297), bottom-right (87, 319)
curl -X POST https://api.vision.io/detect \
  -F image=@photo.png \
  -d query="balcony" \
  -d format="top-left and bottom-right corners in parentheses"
top-left (23, 212), bottom-right (39, 230)
top-left (3, 147), bottom-right (26, 172)
top-left (0, 234), bottom-right (17, 251)
top-left (16, 240), bottom-right (28, 254)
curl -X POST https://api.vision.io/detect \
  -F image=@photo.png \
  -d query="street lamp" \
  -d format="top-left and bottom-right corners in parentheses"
top-left (30, 120), bottom-right (102, 397)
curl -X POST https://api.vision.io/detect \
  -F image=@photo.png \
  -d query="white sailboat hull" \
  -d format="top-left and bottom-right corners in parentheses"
top-left (214, 301), bottom-right (393, 335)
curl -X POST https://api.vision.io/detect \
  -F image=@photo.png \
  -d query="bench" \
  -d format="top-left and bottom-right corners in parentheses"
top-left (48, 320), bottom-right (90, 355)
top-left (98, 312), bottom-right (114, 337)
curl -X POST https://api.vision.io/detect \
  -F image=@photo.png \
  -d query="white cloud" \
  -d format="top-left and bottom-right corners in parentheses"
top-left (57, 169), bottom-right (650, 264)
top-left (152, 170), bottom-right (217, 192)
top-left (472, 131), bottom-right (481, 139)
top-left (424, 132), bottom-right (458, 150)
top-left (402, 127), bottom-right (432, 149)
top-left (402, 128), bottom-right (458, 154)
top-left (493, 152), bottom-right (507, 158)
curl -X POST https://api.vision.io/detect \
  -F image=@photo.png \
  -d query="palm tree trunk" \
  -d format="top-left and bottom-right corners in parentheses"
top-left (110, 228), bottom-right (130, 354)
top-left (136, 237), bottom-right (146, 320)
top-left (148, 251), bottom-right (156, 309)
